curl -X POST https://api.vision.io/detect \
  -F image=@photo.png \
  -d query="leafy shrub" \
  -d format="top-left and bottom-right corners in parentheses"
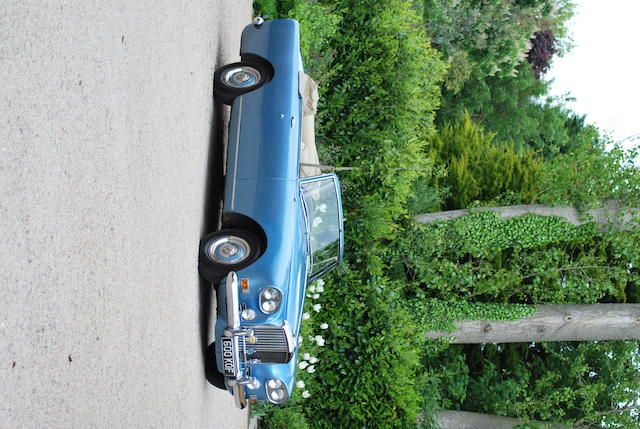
top-left (253, 0), bottom-right (300, 18)
top-left (407, 179), bottom-right (448, 215)
top-left (289, 1), bottom-right (341, 81)
top-left (536, 142), bottom-right (640, 209)
top-left (461, 341), bottom-right (640, 426)
top-left (437, 62), bottom-right (597, 159)
top-left (418, 340), bottom-right (640, 428)
top-left (253, 0), bottom-right (280, 18)
top-left (423, 0), bottom-right (544, 85)
top-left (253, 403), bottom-right (309, 429)
top-left (317, 0), bottom-right (446, 269)
top-left (295, 269), bottom-right (424, 428)
top-left (425, 113), bottom-right (543, 209)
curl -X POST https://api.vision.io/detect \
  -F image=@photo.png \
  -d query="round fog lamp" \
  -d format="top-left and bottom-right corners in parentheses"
top-left (241, 309), bottom-right (256, 321)
top-left (246, 378), bottom-right (261, 390)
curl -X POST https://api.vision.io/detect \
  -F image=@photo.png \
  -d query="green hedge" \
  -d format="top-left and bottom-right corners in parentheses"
top-left (254, 0), bottom-right (446, 427)
top-left (291, 0), bottom-right (445, 423)
top-left (316, 0), bottom-right (446, 273)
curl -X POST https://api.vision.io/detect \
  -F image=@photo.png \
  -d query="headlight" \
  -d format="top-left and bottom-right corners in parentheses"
top-left (266, 378), bottom-right (289, 404)
top-left (259, 287), bottom-right (282, 314)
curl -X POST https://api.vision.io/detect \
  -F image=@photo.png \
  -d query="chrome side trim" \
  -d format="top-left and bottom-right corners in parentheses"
top-left (229, 96), bottom-right (243, 210)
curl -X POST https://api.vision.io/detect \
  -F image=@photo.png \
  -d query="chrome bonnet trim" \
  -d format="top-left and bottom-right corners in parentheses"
top-left (226, 271), bottom-right (241, 330)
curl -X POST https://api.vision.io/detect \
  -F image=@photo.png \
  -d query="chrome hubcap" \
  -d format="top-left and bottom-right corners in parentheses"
top-left (207, 236), bottom-right (251, 265)
top-left (222, 66), bottom-right (261, 89)
top-left (219, 243), bottom-right (239, 257)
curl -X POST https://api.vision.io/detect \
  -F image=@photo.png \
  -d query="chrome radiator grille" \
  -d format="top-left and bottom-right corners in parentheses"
top-left (239, 325), bottom-right (293, 364)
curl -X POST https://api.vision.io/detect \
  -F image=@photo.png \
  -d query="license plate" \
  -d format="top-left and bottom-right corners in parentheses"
top-left (221, 337), bottom-right (237, 377)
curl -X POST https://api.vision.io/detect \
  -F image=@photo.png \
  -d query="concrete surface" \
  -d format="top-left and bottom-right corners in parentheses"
top-left (0, 1), bottom-right (253, 427)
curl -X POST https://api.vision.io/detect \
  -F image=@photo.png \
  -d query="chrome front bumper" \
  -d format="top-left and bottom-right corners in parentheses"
top-left (220, 272), bottom-right (296, 408)
top-left (222, 272), bottom-right (253, 409)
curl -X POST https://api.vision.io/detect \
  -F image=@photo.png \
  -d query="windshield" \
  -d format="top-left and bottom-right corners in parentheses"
top-left (300, 176), bottom-right (341, 279)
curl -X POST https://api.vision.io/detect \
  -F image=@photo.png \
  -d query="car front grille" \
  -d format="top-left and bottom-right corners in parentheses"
top-left (239, 325), bottom-right (293, 364)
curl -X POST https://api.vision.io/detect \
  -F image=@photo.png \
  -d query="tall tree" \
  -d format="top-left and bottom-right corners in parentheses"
top-left (423, 304), bottom-right (640, 343)
top-left (434, 410), bottom-right (574, 429)
top-left (415, 201), bottom-right (640, 230)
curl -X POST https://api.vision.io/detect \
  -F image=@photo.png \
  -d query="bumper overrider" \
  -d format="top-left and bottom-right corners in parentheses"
top-left (219, 272), bottom-right (296, 408)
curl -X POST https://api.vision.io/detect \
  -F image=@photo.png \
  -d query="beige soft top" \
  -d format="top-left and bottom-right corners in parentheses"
top-left (299, 72), bottom-right (322, 178)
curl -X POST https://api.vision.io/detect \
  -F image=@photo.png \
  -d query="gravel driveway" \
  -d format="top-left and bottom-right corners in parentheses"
top-left (0, 1), bottom-right (252, 427)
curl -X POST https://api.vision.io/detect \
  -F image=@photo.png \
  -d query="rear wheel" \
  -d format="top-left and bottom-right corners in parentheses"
top-left (213, 60), bottom-right (272, 105)
top-left (198, 229), bottom-right (262, 282)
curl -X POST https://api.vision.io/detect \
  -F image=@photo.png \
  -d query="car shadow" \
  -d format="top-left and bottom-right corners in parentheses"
top-left (198, 93), bottom-right (227, 386)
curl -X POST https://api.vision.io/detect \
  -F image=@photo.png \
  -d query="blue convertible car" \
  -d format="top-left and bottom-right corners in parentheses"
top-left (199, 18), bottom-right (344, 407)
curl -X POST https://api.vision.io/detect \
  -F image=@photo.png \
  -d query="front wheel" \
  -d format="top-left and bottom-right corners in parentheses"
top-left (205, 342), bottom-right (227, 390)
top-left (213, 60), bottom-right (272, 105)
top-left (198, 229), bottom-right (262, 281)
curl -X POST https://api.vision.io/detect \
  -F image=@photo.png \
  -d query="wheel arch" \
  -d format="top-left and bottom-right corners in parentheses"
top-left (240, 53), bottom-right (275, 82)
top-left (222, 211), bottom-right (268, 254)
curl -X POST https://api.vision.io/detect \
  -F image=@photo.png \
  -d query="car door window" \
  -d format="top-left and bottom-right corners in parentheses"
top-left (300, 176), bottom-right (341, 278)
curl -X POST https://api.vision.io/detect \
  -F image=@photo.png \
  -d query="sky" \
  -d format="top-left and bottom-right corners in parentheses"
top-left (546, 0), bottom-right (640, 148)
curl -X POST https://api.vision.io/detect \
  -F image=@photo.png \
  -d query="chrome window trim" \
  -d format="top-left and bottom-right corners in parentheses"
top-left (298, 174), bottom-right (342, 279)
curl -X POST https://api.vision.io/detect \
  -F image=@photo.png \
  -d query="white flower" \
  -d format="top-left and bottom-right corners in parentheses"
top-left (313, 303), bottom-right (321, 312)
top-left (316, 285), bottom-right (324, 293)
top-left (314, 335), bottom-right (325, 346)
top-left (306, 293), bottom-right (312, 298)
top-left (320, 323), bottom-right (329, 330)
top-left (309, 356), bottom-right (318, 364)
top-left (306, 365), bottom-right (316, 373)
top-left (318, 203), bottom-right (328, 213)
top-left (303, 353), bottom-right (311, 360)
top-left (296, 380), bottom-right (306, 389)
top-left (308, 285), bottom-right (316, 293)
top-left (316, 279), bottom-right (325, 287)
top-left (298, 361), bottom-right (309, 369)
top-left (312, 217), bottom-right (323, 227)
top-left (302, 312), bottom-right (311, 320)
top-left (302, 390), bottom-right (311, 398)
top-left (312, 293), bottom-right (320, 299)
